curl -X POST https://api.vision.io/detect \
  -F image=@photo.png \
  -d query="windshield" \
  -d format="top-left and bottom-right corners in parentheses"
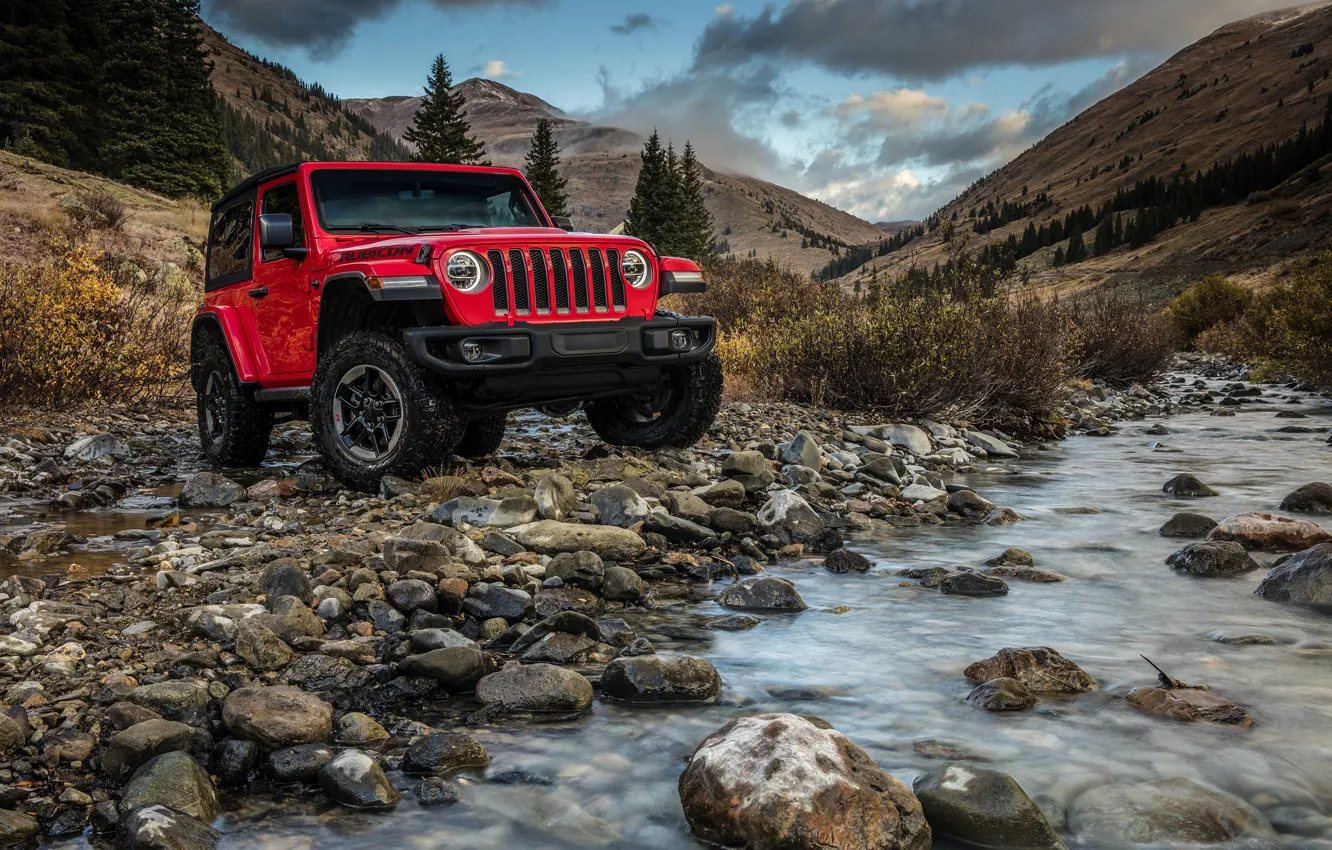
top-left (309, 169), bottom-right (545, 232)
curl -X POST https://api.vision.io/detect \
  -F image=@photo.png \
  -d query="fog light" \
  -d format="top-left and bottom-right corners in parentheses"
top-left (668, 329), bottom-right (691, 352)
top-left (460, 340), bottom-right (483, 362)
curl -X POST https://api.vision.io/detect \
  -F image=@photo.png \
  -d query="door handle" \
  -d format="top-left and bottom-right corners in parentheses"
top-left (248, 287), bottom-right (269, 299)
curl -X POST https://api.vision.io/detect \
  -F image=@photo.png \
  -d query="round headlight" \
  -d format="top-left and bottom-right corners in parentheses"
top-left (445, 250), bottom-right (489, 293)
top-left (621, 250), bottom-right (651, 289)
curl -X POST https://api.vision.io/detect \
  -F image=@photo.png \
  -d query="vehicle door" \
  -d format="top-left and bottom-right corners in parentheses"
top-left (251, 179), bottom-right (315, 376)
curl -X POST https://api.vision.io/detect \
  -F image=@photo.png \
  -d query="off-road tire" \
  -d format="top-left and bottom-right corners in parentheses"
top-left (455, 414), bottom-right (507, 458)
top-left (311, 330), bottom-right (464, 492)
top-left (585, 351), bottom-right (723, 450)
top-left (195, 327), bottom-right (273, 467)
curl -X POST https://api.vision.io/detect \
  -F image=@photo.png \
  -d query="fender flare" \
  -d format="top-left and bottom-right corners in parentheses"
top-left (191, 307), bottom-right (262, 387)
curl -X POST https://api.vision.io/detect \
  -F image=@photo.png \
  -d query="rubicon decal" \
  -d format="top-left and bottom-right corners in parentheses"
top-left (336, 244), bottom-right (419, 263)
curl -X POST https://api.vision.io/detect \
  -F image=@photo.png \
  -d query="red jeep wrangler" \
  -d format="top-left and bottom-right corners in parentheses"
top-left (192, 161), bottom-right (721, 491)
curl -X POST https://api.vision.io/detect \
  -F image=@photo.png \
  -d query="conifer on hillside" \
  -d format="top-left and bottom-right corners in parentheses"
top-left (404, 55), bottom-right (487, 165)
top-left (625, 129), bottom-right (671, 247)
top-left (625, 132), bottom-right (715, 260)
top-left (675, 141), bottom-right (714, 260)
top-left (524, 117), bottom-right (569, 218)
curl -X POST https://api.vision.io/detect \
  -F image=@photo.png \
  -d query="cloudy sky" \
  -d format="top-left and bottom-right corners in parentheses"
top-left (201, 0), bottom-right (1303, 222)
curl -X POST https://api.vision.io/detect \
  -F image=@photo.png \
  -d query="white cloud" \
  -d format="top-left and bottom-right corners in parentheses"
top-left (834, 89), bottom-right (948, 125)
top-left (483, 60), bottom-right (522, 80)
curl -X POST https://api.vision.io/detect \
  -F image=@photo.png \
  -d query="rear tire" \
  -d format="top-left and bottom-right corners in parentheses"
top-left (455, 414), bottom-right (507, 458)
top-left (585, 352), bottom-right (722, 450)
top-left (195, 327), bottom-right (273, 467)
top-left (311, 330), bottom-right (463, 492)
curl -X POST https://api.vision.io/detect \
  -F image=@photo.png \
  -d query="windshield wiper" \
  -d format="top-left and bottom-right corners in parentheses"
top-left (327, 223), bottom-right (419, 235)
top-left (416, 224), bottom-right (490, 232)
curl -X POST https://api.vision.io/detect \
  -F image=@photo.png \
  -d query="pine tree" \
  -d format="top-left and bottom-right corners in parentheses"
top-left (1065, 228), bottom-right (1088, 264)
top-left (404, 55), bottom-right (487, 165)
top-left (523, 118), bottom-right (568, 218)
top-left (1093, 214), bottom-right (1114, 256)
top-left (98, 0), bottom-right (230, 197)
top-left (0, 0), bottom-right (93, 168)
top-left (674, 141), bottom-right (714, 260)
top-left (1052, 245), bottom-right (1066, 267)
top-left (625, 129), bottom-right (671, 247)
top-left (866, 265), bottom-right (885, 309)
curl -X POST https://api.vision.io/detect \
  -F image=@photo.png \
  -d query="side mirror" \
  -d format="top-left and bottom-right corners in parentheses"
top-left (551, 215), bottom-right (574, 231)
top-left (258, 213), bottom-right (294, 249)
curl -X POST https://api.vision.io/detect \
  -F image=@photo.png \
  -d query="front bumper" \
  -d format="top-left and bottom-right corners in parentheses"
top-left (402, 314), bottom-right (716, 378)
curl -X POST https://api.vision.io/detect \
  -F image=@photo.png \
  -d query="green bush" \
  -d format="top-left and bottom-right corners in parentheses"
top-left (1167, 275), bottom-right (1252, 341)
top-left (1221, 253), bottom-right (1332, 386)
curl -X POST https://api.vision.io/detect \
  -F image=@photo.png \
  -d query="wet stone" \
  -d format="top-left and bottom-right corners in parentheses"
top-left (964, 647), bottom-right (1097, 694)
top-left (1159, 512), bottom-right (1218, 537)
top-left (966, 677), bottom-right (1036, 711)
top-left (414, 777), bottom-right (461, 806)
top-left (402, 732), bottom-right (489, 776)
top-left (717, 577), bottom-right (807, 612)
top-left (940, 572), bottom-right (1009, 596)
top-left (913, 763), bottom-right (1065, 850)
top-left (266, 742), bottom-right (335, 783)
top-left (1163, 473), bottom-right (1218, 498)
top-left (600, 654), bottom-right (723, 704)
top-left (1166, 541), bottom-right (1261, 576)
top-left (319, 749), bottom-right (401, 810)
top-left (824, 548), bottom-right (872, 573)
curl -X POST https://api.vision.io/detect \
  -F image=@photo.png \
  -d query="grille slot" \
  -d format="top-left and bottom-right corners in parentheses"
top-left (529, 249), bottom-right (551, 313)
top-left (587, 248), bottom-right (609, 312)
top-left (508, 249), bottom-right (531, 314)
top-left (549, 249), bottom-right (571, 312)
top-left (606, 248), bottom-right (628, 309)
top-left (487, 250), bottom-right (508, 314)
top-left (569, 248), bottom-right (590, 312)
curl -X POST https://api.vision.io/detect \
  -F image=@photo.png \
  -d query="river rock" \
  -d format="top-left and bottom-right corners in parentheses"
top-left (966, 677), bottom-right (1036, 711)
top-left (508, 611), bottom-right (600, 654)
top-left (717, 577), bottom-right (807, 612)
top-left (253, 596), bottom-right (325, 643)
top-left (757, 490), bottom-right (823, 544)
top-left (1126, 686), bottom-right (1253, 726)
top-left (1281, 482), bottom-right (1332, 514)
top-left (234, 619), bottom-right (294, 672)
top-left (782, 430), bottom-right (823, 470)
top-left (475, 663), bottom-right (594, 713)
top-left (102, 720), bottom-right (212, 783)
top-left (940, 572), bottom-right (1009, 596)
top-left (678, 713), bottom-right (930, 850)
top-left (127, 680), bottom-right (208, 722)
top-left (986, 548), bottom-right (1033, 567)
top-left (601, 654), bottom-right (722, 704)
top-left (409, 628), bottom-right (477, 652)
top-left (402, 732), bottom-right (489, 775)
top-left (1163, 474), bottom-right (1217, 497)
top-left (120, 804), bottom-right (218, 850)
top-left (319, 749), bottom-right (401, 810)
top-left (266, 742), bottom-right (334, 783)
top-left (590, 485), bottom-right (651, 528)
top-left (1069, 777), bottom-right (1275, 843)
top-left (913, 763), bottom-right (1064, 850)
top-left (964, 430), bottom-right (1018, 459)
top-left (1166, 541), bottom-right (1260, 576)
top-left (546, 551), bottom-right (604, 590)
top-left (643, 512), bottom-right (714, 543)
top-left (334, 712), bottom-right (388, 745)
top-left (0, 809), bottom-right (40, 844)
top-left (265, 563), bottom-right (313, 608)
top-left (65, 433), bottom-right (130, 462)
top-left (535, 472), bottom-right (577, 521)
top-left (602, 566), bottom-right (646, 602)
top-left (1159, 512), bottom-right (1218, 537)
top-left (1255, 543), bottom-right (1332, 606)
top-left (506, 520), bottom-right (646, 560)
top-left (824, 548), bottom-right (872, 573)
top-left (879, 424), bottom-right (932, 457)
top-left (947, 489), bottom-right (995, 519)
top-left (694, 478), bottom-right (748, 508)
top-left (213, 739), bottom-right (258, 786)
top-left (399, 647), bottom-right (487, 690)
top-left (463, 583), bottom-right (533, 622)
top-left (223, 686), bottom-right (332, 750)
top-left (178, 472), bottom-right (246, 507)
top-left (964, 647), bottom-right (1097, 694)
top-left (985, 565), bottom-right (1067, 582)
top-left (119, 752), bottom-right (219, 822)
top-left (534, 586), bottom-right (602, 618)
top-left (387, 579), bottom-right (438, 614)
top-left (518, 632), bottom-right (595, 663)
top-left (722, 450), bottom-right (777, 493)
top-left (1209, 512), bottom-right (1332, 551)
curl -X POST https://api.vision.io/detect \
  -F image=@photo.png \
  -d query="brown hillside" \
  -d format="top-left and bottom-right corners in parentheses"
top-left (839, 1), bottom-right (1332, 302)
top-left (345, 83), bottom-right (884, 273)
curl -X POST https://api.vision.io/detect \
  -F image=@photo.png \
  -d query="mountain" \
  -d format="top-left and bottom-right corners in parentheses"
top-left (832, 1), bottom-right (1332, 301)
top-left (345, 82), bottom-right (884, 273)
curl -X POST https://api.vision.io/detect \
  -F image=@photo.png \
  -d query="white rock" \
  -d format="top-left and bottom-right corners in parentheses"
top-left (900, 484), bottom-right (948, 503)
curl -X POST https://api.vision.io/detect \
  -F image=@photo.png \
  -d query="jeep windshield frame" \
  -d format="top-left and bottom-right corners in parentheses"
top-left (309, 167), bottom-right (547, 234)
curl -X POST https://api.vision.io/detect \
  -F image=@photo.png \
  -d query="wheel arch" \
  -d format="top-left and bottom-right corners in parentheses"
top-left (191, 309), bottom-right (260, 390)
top-left (317, 273), bottom-right (440, 358)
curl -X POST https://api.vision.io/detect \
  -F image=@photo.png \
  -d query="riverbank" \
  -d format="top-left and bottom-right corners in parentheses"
top-left (0, 357), bottom-right (1329, 847)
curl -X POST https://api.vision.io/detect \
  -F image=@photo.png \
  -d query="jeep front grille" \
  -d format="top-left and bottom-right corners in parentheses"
top-left (485, 246), bottom-right (631, 318)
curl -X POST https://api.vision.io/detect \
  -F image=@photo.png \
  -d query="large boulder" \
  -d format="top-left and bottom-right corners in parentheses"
top-left (964, 647), bottom-right (1097, 694)
top-left (319, 749), bottom-right (401, 810)
top-left (1165, 541), bottom-right (1260, 576)
top-left (462, 583), bottom-right (533, 622)
top-left (912, 764), bottom-right (1064, 850)
top-left (880, 424), bottom-right (932, 457)
top-left (1159, 512), bottom-right (1218, 538)
top-left (1255, 543), bottom-right (1332, 606)
top-left (119, 752), bottom-right (219, 822)
top-left (401, 732), bottom-right (489, 775)
top-left (120, 804), bottom-right (219, 850)
top-left (1280, 482), bottom-right (1332, 514)
top-left (1069, 777), bottom-right (1275, 843)
top-left (252, 596), bottom-right (325, 643)
top-left (757, 490), bottom-right (824, 544)
top-left (601, 654), bottom-right (722, 704)
top-left (717, 577), bottom-right (807, 612)
top-left (678, 714), bottom-right (930, 850)
top-left (1162, 474), bottom-right (1217, 498)
top-left (475, 664), bottom-right (593, 713)
top-left (102, 720), bottom-right (212, 783)
top-left (1208, 512), bottom-right (1332, 551)
top-left (545, 551), bottom-right (604, 591)
top-left (222, 686), bottom-right (332, 751)
top-left (178, 472), bottom-right (246, 507)
top-left (506, 520), bottom-right (646, 560)
top-left (398, 647), bottom-right (487, 690)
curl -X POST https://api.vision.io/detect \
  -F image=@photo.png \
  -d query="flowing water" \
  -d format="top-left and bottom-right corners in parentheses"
top-left (38, 378), bottom-right (1332, 847)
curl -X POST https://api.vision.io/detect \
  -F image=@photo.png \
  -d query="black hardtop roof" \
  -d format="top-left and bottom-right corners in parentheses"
top-left (212, 162), bottom-right (303, 212)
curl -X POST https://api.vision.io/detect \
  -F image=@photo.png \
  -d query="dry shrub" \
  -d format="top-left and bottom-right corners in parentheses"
top-left (675, 258), bottom-right (1072, 430)
top-left (1214, 252), bottom-right (1332, 386)
top-left (1067, 294), bottom-right (1181, 387)
top-left (77, 190), bottom-right (130, 230)
top-left (0, 237), bottom-right (193, 407)
top-left (1166, 274), bottom-right (1252, 342)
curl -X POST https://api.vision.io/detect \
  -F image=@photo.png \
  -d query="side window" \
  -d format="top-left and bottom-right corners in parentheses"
top-left (260, 182), bottom-right (305, 262)
top-left (206, 199), bottom-right (254, 289)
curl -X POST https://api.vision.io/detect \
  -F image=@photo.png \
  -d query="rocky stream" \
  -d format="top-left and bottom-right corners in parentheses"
top-left (1, 356), bottom-right (1331, 849)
